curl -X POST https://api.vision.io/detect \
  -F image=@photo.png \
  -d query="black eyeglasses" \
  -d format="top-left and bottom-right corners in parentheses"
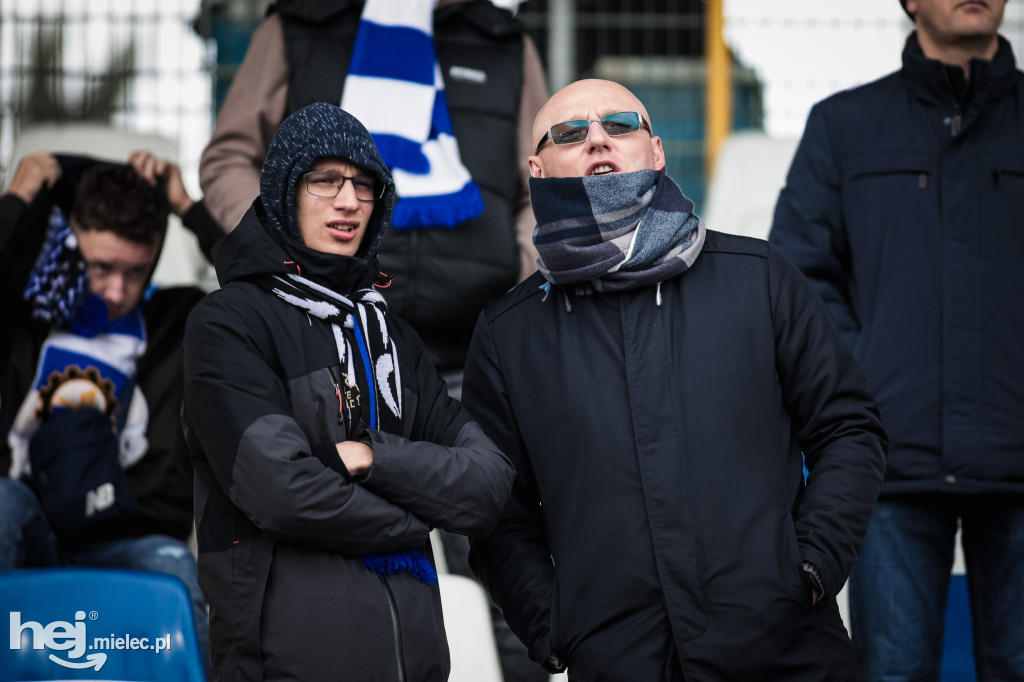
top-left (303, 171), bottom-right (385, 202)
top-left (535, 111), bottom-right (653, 155)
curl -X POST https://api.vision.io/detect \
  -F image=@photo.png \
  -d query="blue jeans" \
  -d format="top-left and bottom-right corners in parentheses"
top-left (848, 494), bottom-right (1024, 682)
top-left (0, 477), bottom-right (210, 670)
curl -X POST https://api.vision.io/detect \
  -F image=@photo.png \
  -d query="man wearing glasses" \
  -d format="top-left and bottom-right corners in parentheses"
top-left (462, 79), bottom-right (888, 681)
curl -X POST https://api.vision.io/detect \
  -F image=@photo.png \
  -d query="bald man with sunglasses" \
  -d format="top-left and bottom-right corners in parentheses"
top-left (461, 79), bottom-right (888, 682)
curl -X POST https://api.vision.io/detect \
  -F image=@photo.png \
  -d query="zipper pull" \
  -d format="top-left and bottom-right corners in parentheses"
top-left (947, 103), bottom-right (962, 137)
top-left (325, 367), bottom-right (345, 425)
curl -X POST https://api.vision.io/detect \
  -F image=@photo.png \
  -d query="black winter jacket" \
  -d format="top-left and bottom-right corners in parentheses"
top-left (463, 231), bottom-right (887, 681)
top-left (182, 202), bottom-right (515, 681)
top-left (278, 0), bottom-right (526, 370)
top-left (771, 34), bottom-right (1024, 496)
top-left (0, 157), bottom-right (205, 543)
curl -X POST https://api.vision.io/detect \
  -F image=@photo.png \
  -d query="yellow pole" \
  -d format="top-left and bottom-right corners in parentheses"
top-left (705, 0), bottom-right (732, 181)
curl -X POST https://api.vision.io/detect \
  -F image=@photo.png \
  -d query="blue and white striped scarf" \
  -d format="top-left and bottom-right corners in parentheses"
top-left (23, 206), bottom-right (90, 328)
top-left (340, 0), bottom-right (483, 230)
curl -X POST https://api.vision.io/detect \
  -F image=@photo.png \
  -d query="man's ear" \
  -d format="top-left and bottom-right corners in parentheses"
top-left (651, 136), bottom-right (666, 172)
top-left (528, 155), bottom-right (544, 178)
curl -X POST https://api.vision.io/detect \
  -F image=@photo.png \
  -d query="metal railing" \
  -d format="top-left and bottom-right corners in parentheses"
top-left (0, 0), bottom-right (212, 192)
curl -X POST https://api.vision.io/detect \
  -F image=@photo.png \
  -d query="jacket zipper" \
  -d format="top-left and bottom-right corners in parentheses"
top-left (382, 578), bottom-right (407, 682)
top-left (325, 366), bottom-right (345, 425)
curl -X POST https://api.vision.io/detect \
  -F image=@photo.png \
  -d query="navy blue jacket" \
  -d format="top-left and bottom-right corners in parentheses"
top-left (463, 230), bottom-right (886, 680)
top-left (771, 34), bottom-right (1024, 496)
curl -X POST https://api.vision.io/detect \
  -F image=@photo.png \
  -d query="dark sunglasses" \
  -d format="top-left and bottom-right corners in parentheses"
top-left (535, 111), bottom-right (652, 155)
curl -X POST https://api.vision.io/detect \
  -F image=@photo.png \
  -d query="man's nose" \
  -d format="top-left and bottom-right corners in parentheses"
top-left (586, 120), bottom-right (612, 149)
top-left (333, 180), bottom-right (361, 210)
top-left (101, 275), bottom-right (126, 306)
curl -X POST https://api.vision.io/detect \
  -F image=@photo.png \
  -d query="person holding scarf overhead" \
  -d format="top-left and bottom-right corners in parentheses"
top-left (0, 150), bottom-right (214, 669)
top-left (182, 102), bottom-right (514, 681)
top-left (461, 79), bottom-right (888, 681)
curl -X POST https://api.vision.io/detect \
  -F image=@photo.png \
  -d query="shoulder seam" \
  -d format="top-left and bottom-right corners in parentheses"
top-left (484, 277), bottom-right (547, 323)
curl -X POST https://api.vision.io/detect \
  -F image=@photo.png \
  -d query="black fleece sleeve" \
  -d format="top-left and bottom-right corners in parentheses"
top-left (356, 318), bottom-right (515, 538)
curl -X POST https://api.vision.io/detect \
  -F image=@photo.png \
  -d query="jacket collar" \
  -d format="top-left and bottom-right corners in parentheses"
top-left (213, 199), bottom-right (377, 294)
top-left (901, 32), bottom-right (1018, 134)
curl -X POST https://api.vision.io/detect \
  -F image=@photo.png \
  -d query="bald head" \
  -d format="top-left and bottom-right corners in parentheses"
top-left (529, 78), bottom-right (664, 179)
top-left (532, 79), bottom-right (654, 149)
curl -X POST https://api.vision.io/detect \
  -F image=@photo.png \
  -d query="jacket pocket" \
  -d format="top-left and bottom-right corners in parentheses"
top-left (841, 151), bottom-right (936, 210)
top-left (989, 152), bottom-right (1024, 187)
top-left (842, 150), bottom-right (935, 183)
top-left (781, 513), bottom-right (814, 612)
top-left (839, 151), bottom-right (938, 323)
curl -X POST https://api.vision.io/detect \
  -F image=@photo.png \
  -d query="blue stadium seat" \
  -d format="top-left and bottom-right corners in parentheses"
top-left (1, 567), bottom-right (205, 681)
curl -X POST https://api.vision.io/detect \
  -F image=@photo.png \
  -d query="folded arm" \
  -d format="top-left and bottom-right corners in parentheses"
top-left (183, 293), bottom-right (429, 556)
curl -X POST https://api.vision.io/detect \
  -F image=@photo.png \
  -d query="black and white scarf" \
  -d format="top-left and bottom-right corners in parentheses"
top-left (261, 273), bottom-right (440, 585)
top-left (262, 273), bottom-right (402, 435)
top-left (530, 168), bottom-right (705, 304)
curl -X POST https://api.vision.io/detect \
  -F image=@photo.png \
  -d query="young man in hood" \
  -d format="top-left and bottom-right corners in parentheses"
top-left (461, 79), bottom-right (888, 681)
top-left (182, 102), bottom-right (515, 681)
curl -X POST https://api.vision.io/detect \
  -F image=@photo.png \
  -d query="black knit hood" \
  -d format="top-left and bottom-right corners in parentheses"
top-left (259, 101), bottom-right (396, 262)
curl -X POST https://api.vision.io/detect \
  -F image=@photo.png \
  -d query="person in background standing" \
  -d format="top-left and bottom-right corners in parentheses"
top-left (770, 1), bottom-right (1024, 679)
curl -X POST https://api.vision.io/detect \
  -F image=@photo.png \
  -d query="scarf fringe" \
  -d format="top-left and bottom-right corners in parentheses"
top-left (391, 182), bottom-right (485, 231)
top-left (362, 549), bottom-right (438, 585)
